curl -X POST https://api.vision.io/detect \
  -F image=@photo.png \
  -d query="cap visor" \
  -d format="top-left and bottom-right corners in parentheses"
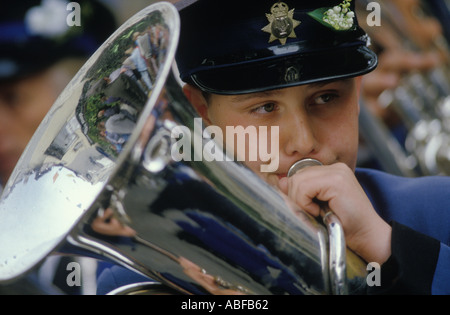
top-left (190, 45), bottom-right (377, 95)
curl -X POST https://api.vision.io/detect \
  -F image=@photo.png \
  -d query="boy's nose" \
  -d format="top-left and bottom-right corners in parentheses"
top-left (283, 110), bottom-right (318, 158)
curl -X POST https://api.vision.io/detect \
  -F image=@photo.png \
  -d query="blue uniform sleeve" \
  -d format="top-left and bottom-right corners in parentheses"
top-left (432, 243), bottom-right (450, 295)
top-left (356, 168), bottom-right (450, 295)
top-left (367, 221), bottom-right (441, 294)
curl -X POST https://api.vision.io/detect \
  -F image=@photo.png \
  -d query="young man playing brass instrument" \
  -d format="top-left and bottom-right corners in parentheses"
top-left (97, 0), bottom-right (450, 294)
top-left (174, 0), bottom-right (450, 294)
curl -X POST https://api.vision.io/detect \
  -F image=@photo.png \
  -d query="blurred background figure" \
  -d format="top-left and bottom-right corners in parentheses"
top-left (355, 0), bottom-right (450, 177)
top-left (0, 0), bottom-right (116, 189)
top-left (0, 0), bottom-right (117, 294)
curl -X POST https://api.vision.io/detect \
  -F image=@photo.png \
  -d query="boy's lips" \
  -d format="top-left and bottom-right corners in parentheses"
top-left (277, 173), bottom-right (287, 179)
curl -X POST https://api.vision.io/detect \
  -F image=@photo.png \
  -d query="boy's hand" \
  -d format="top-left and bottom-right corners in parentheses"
top-left (278, 162), bottom-right (392, 264)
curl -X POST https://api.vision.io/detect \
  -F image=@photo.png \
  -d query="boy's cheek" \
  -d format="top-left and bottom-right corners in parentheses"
top-left (277, 177), bottom-right (289, 194)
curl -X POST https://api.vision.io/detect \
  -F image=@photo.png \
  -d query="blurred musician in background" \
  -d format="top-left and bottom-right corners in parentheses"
top-left (356, 0), bottom-right (450, 176)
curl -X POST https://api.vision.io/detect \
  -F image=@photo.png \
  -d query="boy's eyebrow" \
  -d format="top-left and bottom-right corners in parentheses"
top-left (229, 78), bottom-right (354, 102)
top-left (308, 78), bottom-right (353, 89)
top-left (230, 90), bottom-right (282, 102)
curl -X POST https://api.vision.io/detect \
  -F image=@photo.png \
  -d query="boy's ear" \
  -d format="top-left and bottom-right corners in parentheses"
top-left (355, 76), bottom-right (363, 98)
top-left (182, 84), bottom-right (211, 124)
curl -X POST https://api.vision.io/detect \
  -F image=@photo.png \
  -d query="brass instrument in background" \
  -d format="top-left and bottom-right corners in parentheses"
top-left (0, 2), bottom-right (368, 295)
top-left (356, 0), bottom-right (450, 176)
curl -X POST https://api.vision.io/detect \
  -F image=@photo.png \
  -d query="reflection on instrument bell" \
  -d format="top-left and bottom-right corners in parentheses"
top-left (0, 3), bottom-right (367, 295)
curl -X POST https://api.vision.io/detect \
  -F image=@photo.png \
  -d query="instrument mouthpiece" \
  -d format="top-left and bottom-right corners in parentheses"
top-left (287, 158), bottom-right (322, 177)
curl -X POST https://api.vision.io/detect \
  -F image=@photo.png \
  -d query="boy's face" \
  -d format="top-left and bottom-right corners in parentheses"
top-left (185, 77), bottom-right (362, 187)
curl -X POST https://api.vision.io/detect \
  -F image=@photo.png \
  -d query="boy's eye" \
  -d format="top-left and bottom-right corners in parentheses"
top-left (252, 103), bottom-right (276, 113)
top-left (314, 93), bottom-right (337, 105)
top-left (262, 103), bottom-right (275, 112)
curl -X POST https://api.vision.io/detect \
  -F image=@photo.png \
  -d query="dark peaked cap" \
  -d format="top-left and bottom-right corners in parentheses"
top-left (175, 0), bottom-right (377, 95)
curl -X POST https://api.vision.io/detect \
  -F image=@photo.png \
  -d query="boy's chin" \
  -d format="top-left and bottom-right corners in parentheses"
top-left (254, 171), bottom-right (282, 188)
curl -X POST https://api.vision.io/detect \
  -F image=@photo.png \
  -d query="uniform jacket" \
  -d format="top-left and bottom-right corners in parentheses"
top-left (356, 168), bottom-right (450, 294)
